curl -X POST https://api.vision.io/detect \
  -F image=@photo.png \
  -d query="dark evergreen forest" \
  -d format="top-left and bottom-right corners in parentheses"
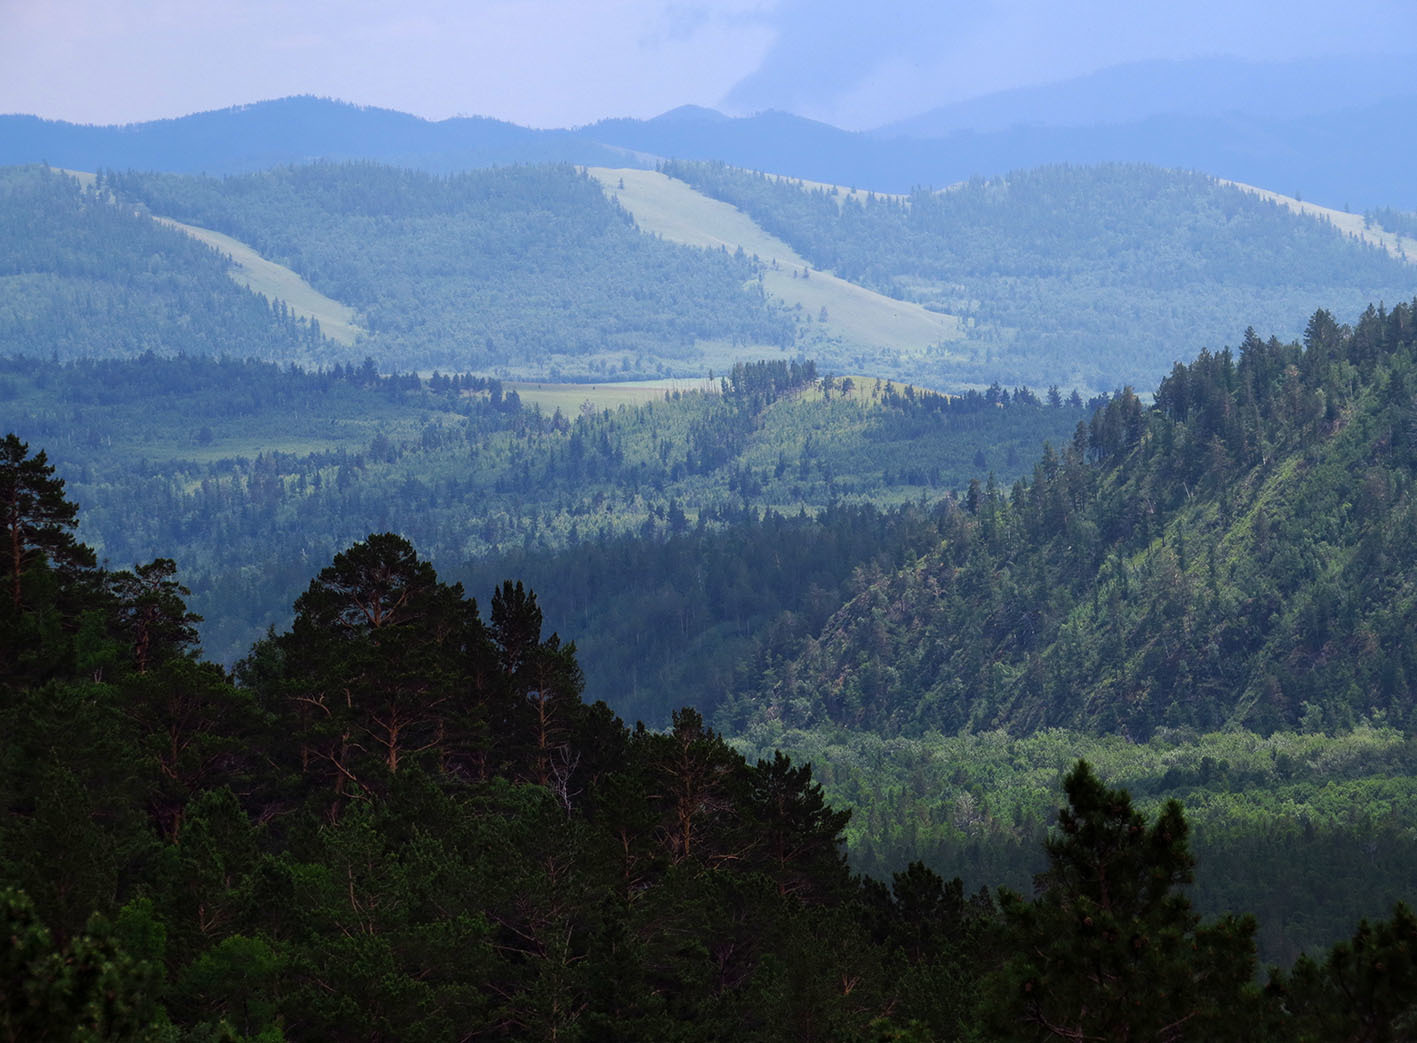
top-left (6, 144), bottom-right (1417, 1037)
top-left (1, 352), bottom-right (1087, 685)
top-left (8, 303), bottom-right (1417, 974)
top-left (743, 302), bottom-right (1417, 740)
top-left (4, 434), bottom-right (1415, 1040)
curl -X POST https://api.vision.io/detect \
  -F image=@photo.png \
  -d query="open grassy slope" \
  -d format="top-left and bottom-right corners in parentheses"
top-left (664, 160), bottom-right (1417, 391)
top-left (153, 217), bottom-right (364, 345)
top-left (587, 167), bottom-right (963, 368)
top-left (59, 168), bottom-right (364, 346)
top-left (1221, 179), bottom-right (1417, 264)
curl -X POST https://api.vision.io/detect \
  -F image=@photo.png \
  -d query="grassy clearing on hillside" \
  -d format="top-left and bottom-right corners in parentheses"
top-left (763, 266), bottom-right (964, 360)
top-left (1222, 179), bottom-right (1417, 264)
top-left (59, 168), bottom-right (364, 347)
top-left (588, 167), bottom-right (962, 361)
top-left (588, 167), bottom-right (809, 263)
top-left (509, 377), bottom-right (719, 413)
top-left (154, 217), bottom-right (364, 345)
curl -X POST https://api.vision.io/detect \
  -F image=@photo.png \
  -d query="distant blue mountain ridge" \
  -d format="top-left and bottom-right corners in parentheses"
top-left (875, 54), bottom-right (1417, 136)
top-left (3, 56), bottom-right (1416, 210)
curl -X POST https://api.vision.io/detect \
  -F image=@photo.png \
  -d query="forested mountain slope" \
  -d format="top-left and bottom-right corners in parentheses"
top-left (101, 164), bottom-right (795, 376)
top-left (733, 302), bottom-right (1417, 740)
top-left (0, 166), bottom-right (339, 364)
top-left (2, 354), bottom-right (1088, 688)
top-left (16, 158), bottom-right (1412, 394)
top-left (5, 433), bottom-right (1417, 1038)
top-left (586, 166), bottom-right (964, 365)
top-left (665, 161), bottom-right (1417, 391)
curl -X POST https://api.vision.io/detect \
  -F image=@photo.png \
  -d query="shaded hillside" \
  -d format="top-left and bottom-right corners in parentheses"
top-left (728, 302), bottom-right (1417, 739)
top-left (102, 163), bottom-right (794, 376)
top-left (1, 354), bottom-right (1087, 675)
top-left (12, 455), bottom-right (1411, 1037)
top-left (666, 161), bottom-right (1417, 390)
top-left (9, 433), bottom-right (1417, 1037)
top-left (0, 166), bottom-right (338, 364)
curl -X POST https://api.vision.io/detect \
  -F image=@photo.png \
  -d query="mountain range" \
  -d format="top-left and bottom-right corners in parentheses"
top-left (5, 55), bottom-right (1417, 209)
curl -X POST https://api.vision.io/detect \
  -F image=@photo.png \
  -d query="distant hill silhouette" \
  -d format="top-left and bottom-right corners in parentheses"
top-left (0, 95), bottom-right (633, 174)
top-left (5, 59), bottom-right (1417, 209)
top-left (876, 55), bottom-right (1417, 136)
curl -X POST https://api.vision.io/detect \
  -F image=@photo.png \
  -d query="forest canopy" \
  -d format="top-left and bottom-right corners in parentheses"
top-left (4, 432), bottom-right (1416, 1039)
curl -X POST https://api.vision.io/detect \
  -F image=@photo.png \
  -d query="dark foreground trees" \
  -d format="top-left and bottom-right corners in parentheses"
top-left (980, 762), bottom-right (1260, 1040)
top-left (3, 434), bottom-right (1417, 1040)
top-left (0, 433), bottom-right (100, 688)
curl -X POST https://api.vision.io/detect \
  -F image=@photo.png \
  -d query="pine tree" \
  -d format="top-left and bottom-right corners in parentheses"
top-left (0, 434), bottom-right (95, 612)
top-left (1274, 901), bottom-right (1417, 1041)
top-left (981, 761), bottom-right (1259, 1041)
top-left (266, 533), bottom-right (488, 816)
top-left (0, 433), bottom-right (101, 689)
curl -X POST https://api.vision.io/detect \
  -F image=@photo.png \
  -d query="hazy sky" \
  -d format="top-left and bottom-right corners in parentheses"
top-left (4, 0), bottom-right (1416, 129)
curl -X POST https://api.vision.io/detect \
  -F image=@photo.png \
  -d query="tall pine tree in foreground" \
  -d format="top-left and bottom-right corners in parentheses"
top-left (981, 761), bottom-right (1260, 1041)
top-left (0, 433), bottom-right (101, 689)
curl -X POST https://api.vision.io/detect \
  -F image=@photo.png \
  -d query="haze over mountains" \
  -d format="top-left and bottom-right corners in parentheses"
top-left (6, 55), bottom-right (1417, 209)
top-left (13, 16), bottom-right (1417, 1033)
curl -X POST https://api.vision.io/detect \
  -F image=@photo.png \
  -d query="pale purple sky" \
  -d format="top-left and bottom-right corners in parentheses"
top-left (4, 0), bottom-right (1416, 129)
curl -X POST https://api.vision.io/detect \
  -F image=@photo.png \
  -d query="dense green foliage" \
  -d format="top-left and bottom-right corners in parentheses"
top-left (1, 353), bottom-right (1086, 697)
top-left (735, 723), bottom-right (1417, 966)
top-left (0, 166), bottom-right (335, 364)
top-left (737, 301), bottom-right (1417, 740)
top-left (4, 446), bottom-right (1414, 1039)
top-left (663, 160), bottom-right (1417, 390)
top-left (101, 163), bottom-right (795, 375)
top-left (980, 762), bottom-right (1259, 1041)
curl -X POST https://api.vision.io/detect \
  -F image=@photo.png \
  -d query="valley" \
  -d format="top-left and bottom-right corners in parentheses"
top-left (5, 81), bottom-right (1417, 1038)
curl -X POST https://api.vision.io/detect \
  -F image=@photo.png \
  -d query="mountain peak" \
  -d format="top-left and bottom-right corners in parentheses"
top-left (649, 105), bottom-right (731, 125)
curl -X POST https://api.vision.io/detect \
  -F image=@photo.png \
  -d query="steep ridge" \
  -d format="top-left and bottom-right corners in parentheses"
top-left (587, 167), bottom-right (963, 365)
top-left (726, 301), bottom-right (1417, 739)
